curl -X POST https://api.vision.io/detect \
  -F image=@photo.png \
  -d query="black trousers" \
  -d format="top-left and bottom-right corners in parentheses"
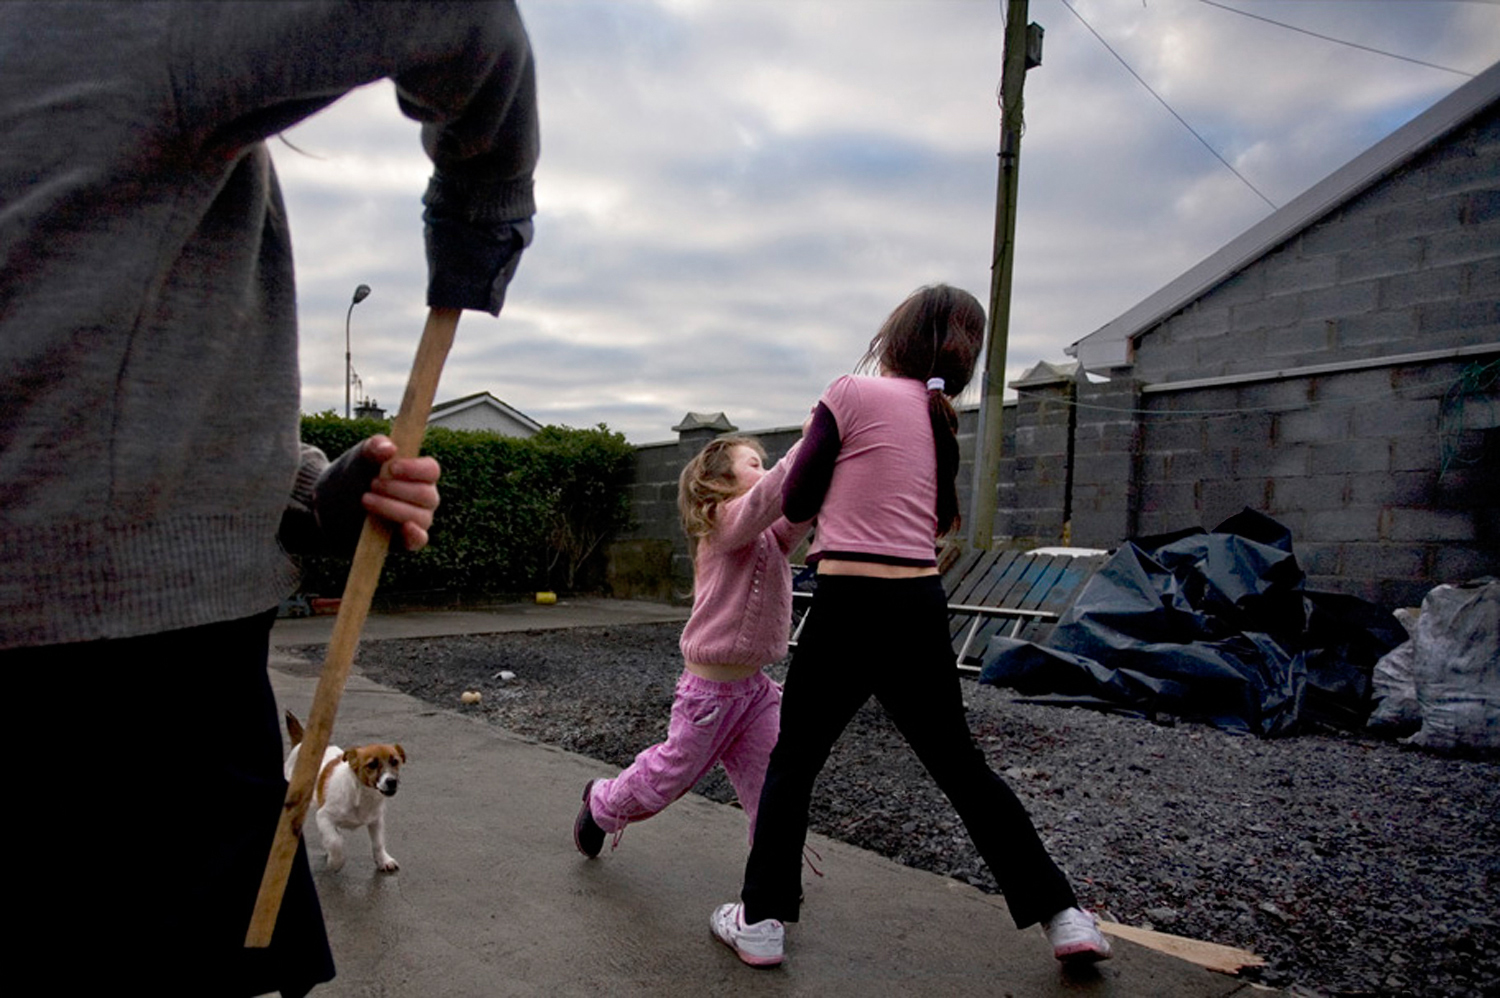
top-left (740, 574), bottom-right (1078, 929)
top-left (6, 610), bottom-right (335, 997)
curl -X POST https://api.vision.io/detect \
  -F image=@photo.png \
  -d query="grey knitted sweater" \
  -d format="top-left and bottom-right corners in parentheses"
top-left (0, 1), bottom-right (539, 648)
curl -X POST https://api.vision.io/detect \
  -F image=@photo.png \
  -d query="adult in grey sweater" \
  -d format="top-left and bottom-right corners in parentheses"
top-left (0, 2), bottom-right (539, 994)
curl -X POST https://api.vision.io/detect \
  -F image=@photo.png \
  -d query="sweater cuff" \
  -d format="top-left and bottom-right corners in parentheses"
top-left (291, 444), bottom-right (327, 512)
top-left (279, 444), bottom-right (330, 556)
top-left (422, 168), bottom-right (536, 226)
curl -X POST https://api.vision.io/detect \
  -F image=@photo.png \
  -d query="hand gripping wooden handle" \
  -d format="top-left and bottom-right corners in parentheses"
top-left (246, 307), bottom-right (461, 948)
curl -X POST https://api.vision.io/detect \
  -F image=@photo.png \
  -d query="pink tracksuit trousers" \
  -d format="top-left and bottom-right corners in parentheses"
top-left (588, 669), bottom-right (782, 841)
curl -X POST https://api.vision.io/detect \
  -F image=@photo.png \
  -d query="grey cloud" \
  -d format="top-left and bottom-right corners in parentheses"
top-left (275, 1), bottom-right (1499, 442)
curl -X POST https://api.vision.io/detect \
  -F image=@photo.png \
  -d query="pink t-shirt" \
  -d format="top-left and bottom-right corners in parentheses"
top-left (806, 375), bottom-right (939, 565)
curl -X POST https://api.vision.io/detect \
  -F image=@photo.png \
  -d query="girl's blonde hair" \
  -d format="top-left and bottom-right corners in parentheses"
top-left (678, 435), bottom-right (766, 540)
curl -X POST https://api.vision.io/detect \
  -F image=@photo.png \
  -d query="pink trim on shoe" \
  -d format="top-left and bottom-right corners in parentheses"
top-left (710, 903), bottom-right (785, 968)
top-left (1044, 907), bottom-right (1112, 963)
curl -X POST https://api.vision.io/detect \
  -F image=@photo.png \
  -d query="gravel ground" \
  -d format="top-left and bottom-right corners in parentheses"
top-left (289, 621), bottom-right (1500, 998)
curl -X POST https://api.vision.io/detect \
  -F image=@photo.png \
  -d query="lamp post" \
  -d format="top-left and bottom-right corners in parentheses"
top-left (345, 283), bottom-right (371, 418)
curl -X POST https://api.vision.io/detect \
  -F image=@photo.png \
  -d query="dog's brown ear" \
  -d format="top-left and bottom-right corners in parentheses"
top-left (394, 744), bottom-right (406, 764)
top-left (285, 711), bottom-right (304, 747)
top-left (343, 747), bottom-right (359, 765)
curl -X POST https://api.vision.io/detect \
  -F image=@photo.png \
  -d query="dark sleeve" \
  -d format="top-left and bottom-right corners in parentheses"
top-left (282, 440), bottom-right (403, 558)
top-left (783, 402), bottom-right (840, 523)
top-left (174, 1), bottom-right (540, 316)
top-left (421, 215), bottom-right (532, 316)
top-left (406, 2), bottom-right (539, 315)
top-left (307, 441), bottom-right (384, 557)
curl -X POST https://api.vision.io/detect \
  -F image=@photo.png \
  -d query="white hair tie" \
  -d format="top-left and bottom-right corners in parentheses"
top-left (926, 377), bottom-right (945, 393)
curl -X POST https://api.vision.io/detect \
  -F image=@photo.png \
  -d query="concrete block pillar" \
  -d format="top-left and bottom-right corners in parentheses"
top-left (672, 411), bottom-right (739, 455)
top-left (667, 412), bottom-right (740, 593)
top-left (1070, 369), bottom-right (1142, 549)
top-left (1008, 361), bottom-right (1077, 547)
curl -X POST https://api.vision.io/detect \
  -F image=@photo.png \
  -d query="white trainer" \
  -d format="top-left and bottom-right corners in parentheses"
top-left (710, 903), bottom-right (784, 967)
top-left (1044, 907), bottom-right (1112, 963)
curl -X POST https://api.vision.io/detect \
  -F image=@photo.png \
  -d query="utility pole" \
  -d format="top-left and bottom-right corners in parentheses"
top-left (968, 1), bottom-right (1042, 550)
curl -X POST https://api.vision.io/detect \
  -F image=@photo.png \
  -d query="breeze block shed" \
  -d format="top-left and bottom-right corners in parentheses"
top-left (1058, 62), bottom-right (1500, 609)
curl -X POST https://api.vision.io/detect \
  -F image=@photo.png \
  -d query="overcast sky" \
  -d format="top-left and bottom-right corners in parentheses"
top-left (275, 0), bottom-right (1500, 443)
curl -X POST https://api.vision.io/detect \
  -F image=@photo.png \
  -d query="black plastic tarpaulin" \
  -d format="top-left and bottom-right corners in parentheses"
top-left (979, 509), bottom-right (1405, 736)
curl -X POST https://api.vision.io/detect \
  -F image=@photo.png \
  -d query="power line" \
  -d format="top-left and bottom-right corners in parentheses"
top-left (1056, 0), bottom-right (1280, 211)
top-left (1197, 0), bottom-right (1476, 78)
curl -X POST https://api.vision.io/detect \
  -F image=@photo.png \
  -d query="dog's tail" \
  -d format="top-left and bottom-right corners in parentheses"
top-left (285, 710), bottom-right (305, 748)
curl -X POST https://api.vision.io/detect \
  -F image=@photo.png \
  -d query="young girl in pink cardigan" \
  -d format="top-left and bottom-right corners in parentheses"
top-left (574, 435), bottom-right (810, 855)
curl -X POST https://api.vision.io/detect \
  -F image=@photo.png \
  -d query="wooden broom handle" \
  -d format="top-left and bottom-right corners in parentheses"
top-left (246, 307), bottom-right (461, 948)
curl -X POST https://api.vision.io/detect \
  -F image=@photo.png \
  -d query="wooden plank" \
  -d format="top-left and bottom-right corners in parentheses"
top-left (948, 551), bottom-right (1012, 645)
top-left (1033, 555), bottom-right (1102, 614)
top-left (943, 551), bottom-right (1111, 662)
top-left (966, 556), bottom-right (1059, 652)
top-left (979, 550), bottom-right (1032, 605)
top-left (947, 549), bottom-right (1006, 643)
top-left (959, 551), bottom-right (1020, 618)
top-left (974, 555), bottom-right (1059, 648)
top-left (950, 548), bottom-right (1002, 605)
top-left (947, 550), bottom-right (1024, 649)
top-left (978, 552), bottom-right (1044, 613)
top-left (1016, 556), bottom-right (1066, 610)
top-left (948, 550), bottom-right (1028, 657)
top-left (1018, 552), bottom-right (1106, 643)
top-left (939, 549), bottom-right (983, 602)
top-left (1098, 921), bottom-right (1266, 975)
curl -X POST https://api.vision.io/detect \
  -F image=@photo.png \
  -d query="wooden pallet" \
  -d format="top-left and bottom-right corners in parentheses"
top-left (944, 549), bottom-right (1106, 670)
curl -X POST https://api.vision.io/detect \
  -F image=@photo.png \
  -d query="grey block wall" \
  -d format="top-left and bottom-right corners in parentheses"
top-left (616, 421), bottom-right (804, 601)
top-left (1099, 104), bottom-right (1500, 608)
top-left (1130, 355), bottom-right (1498, 607)
top-left (1134, 107), bottom-right (1500, 385)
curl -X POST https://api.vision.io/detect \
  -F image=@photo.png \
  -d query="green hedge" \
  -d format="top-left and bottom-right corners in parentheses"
top-left (297, 414), bottom-right (634, 599)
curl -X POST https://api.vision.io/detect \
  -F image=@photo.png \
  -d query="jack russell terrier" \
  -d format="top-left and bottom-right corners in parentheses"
top-left (283, 711), bottom-right (406, 873)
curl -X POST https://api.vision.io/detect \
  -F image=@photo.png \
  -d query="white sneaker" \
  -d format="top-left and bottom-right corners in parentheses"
top-left (1044, 907), bottom-right (1112, 963)
top-left (710, 903), bottom-right (784, 967)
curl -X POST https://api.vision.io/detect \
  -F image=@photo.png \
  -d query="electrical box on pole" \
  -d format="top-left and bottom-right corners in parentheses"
top-left (967, 1), bottom-right (1041, 551)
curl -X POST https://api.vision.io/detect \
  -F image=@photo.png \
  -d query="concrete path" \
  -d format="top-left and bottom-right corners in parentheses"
top-left (267, 599), bottom-right (1269, 997)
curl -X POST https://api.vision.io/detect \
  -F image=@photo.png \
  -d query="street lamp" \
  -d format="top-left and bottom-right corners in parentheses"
top-left (345, 283), bottom-right (371, 418)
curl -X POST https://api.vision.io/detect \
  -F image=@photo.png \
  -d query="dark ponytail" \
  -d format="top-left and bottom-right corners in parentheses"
top-left (865, 284), bottom-right (986, 538)
top-left (929, 386), bottom-right (962, 536)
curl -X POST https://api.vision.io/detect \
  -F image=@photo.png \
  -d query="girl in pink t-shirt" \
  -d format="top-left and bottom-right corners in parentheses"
top-left (710, 284), bottom-right (1110, 969)
top-left (574, 435), bottom-right (809, 857)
